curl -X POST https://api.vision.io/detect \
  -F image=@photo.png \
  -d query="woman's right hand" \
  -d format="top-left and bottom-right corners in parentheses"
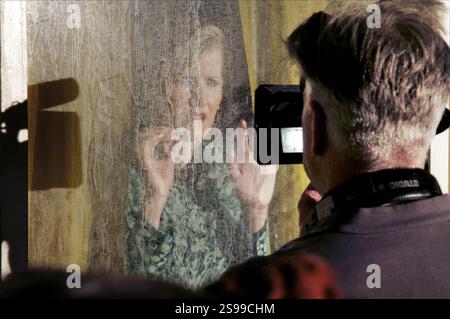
top-left (138, 127), bottom-right (175, 229)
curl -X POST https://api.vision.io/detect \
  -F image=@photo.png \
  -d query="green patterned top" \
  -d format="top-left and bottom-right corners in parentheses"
top-left (127, 161), bottom-right (270, 289)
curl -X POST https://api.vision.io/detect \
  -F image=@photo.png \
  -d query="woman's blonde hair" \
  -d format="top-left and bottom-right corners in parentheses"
top-left (172, 24), bottom-right (224, 69)
top-left (197, 24), bottom-right (224, 54)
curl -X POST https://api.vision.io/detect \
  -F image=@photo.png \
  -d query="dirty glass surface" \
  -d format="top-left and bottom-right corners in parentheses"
top-left (27, 0), bottom-right (321, 289)
top-left (126, 0), bottom-right (270, 288)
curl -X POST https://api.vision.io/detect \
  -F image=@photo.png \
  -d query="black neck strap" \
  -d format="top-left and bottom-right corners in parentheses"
top-left (303, 168), bottom-right (442, 236)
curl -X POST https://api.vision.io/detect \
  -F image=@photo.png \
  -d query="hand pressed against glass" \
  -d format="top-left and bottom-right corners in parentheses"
top-left (139, 42), bottom-right (277, 234)
top-left (138, 45), bottom-right (225, 229)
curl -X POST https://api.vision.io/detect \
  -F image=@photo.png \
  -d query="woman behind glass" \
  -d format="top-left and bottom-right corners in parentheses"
top-left (128, 25), bottom-right (277, 289)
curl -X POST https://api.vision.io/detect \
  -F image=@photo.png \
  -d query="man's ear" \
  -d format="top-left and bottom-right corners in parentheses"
top-left (309, 100), bottom-right (327, 156)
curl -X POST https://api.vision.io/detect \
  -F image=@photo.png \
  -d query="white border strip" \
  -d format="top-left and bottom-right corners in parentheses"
top-left (1, 0), bottom-right (28, 112)
top-left (430, 1), bottom-right (449, 193)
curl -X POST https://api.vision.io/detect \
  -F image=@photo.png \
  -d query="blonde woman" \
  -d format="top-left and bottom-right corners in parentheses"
top-left (127, 25), bottom-right (277, 289)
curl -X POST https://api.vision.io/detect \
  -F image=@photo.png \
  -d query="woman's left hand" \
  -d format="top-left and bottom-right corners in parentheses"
top-left (230, 120), bottom-right (278, 233)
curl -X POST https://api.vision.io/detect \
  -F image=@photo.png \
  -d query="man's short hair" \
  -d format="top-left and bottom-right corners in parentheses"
top-left (288, 0), bottom-right (450, 166)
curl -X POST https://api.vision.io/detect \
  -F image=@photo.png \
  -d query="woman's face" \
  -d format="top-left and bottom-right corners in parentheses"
top-left (170, 45), bottom-right (224, 136)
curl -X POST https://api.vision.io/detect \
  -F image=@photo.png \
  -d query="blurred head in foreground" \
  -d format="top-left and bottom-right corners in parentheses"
top-left (0, 254), bottom-right (341, 299)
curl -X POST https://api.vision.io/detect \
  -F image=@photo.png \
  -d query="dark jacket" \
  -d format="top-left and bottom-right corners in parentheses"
top-left (277, 194), bottom-right (450, 298)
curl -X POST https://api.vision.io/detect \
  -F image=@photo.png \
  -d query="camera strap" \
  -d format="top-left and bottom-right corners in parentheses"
top-left (302, 168), bottom-right (442, 236)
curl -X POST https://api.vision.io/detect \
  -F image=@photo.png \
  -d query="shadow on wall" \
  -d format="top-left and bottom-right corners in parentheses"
top-left (28, 78), bottom-right (81, 190)
top-left (0, 78), bottom-right (81, 273)
top-left (1, 100), bottom-right (28, 272)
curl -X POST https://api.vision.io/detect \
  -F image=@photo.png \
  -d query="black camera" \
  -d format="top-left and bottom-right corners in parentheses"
top-left (254, 81), bottom-right (450, 166)
top-left (254, 83), bottom-right (304, 165)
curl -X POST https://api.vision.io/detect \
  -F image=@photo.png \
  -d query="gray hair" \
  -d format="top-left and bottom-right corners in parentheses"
top-left (288, 0), bottom-right (450, 167)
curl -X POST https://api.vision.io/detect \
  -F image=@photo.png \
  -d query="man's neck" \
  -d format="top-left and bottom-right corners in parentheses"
top-left (322, 160), bottom-right (425, 195)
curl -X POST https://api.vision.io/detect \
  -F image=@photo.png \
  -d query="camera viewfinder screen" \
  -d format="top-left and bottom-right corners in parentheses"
top-left (281, 127), bottom-right (303, 153)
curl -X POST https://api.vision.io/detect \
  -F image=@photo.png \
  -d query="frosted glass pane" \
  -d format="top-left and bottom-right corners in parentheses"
top-left (27, 0), bottom-right (320, 289)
